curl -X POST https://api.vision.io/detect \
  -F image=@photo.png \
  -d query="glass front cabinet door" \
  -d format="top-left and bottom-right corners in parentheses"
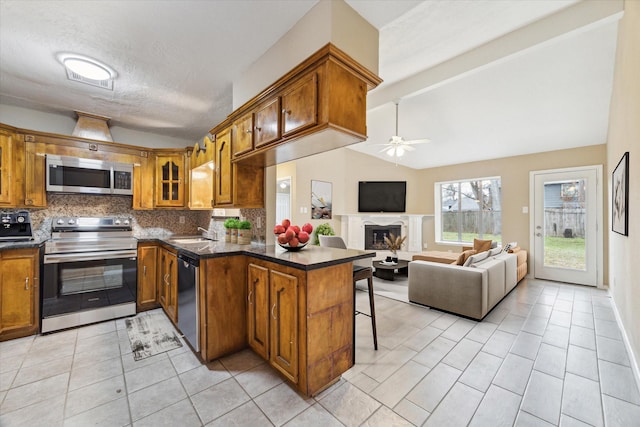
top-left (155, 153), bottom-right (185, 207)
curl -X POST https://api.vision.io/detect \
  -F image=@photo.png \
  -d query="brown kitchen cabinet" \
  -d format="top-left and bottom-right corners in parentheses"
top-left (137, 243), bottom-right (159, 311)
top-left (0, 248), bottom-right (40, 341)
top-left (158, 247), bottom-right (178, 323)
top-left (232, 113), bottom-right (254, 157)
top-left (23, 139), bottom-right (47, 208)
top-left (189, 136), bottom-right (214, 210)
top-left (0, 127), bottom-right (16, 206)
top-left (281, 71), bottom-right (318, 138)
top-left (214, 127), bottom-right (233, 206)
top-left (155, 152), bottom-right (185, 208)
top-left (133, 153), bottom-right (155, 210)
top-left (254, 97), bottom-right (281, 148)
top-left (247, 263), bottom-right (270, 360)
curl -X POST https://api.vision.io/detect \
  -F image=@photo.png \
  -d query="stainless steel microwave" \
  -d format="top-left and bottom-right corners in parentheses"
top-left (46, 155), bottom-right (133, 195)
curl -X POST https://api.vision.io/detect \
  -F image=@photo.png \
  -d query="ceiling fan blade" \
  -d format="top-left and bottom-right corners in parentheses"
top-left (404, 145), bottom-right (416, 151)
top-left (404, 138), bottom-right (430, 145)
top-left (378, 146), bottom-right (391, 153)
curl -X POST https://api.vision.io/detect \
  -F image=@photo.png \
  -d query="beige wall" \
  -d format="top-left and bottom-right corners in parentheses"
top-left (606, 0), bottom-right (640, 377)
top-left (417, 145), bottom-right (608, 261)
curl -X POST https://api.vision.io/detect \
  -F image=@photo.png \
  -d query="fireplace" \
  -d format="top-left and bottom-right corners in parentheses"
top-left (364, 224), bottom-right (402, 250)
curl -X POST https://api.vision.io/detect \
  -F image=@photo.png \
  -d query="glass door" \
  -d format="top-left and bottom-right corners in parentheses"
top-left (532, 167), bottom-right (601, 286)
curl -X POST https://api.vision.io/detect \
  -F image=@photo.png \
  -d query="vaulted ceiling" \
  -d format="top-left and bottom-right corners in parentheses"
top-left (0, 0), bottom-right (621, 169)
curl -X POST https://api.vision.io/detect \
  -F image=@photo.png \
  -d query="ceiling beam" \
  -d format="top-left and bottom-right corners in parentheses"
top-left (367, 0), bottom-right (624, 110)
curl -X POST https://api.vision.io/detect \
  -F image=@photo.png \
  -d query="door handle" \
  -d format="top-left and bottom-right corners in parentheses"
top-left (271, 303), bottom-right (276, 320)
top-left (248, 291), bottom-right (253, 304)
top-left (25, 277), bottom-right (29, 290)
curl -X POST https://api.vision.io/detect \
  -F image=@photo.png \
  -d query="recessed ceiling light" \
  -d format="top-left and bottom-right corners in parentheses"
top-left (57, 53), bottom-right (117, 89)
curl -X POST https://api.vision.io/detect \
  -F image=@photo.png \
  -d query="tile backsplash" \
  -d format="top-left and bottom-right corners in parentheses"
top-left (24, 194), bottom-right (266, 242)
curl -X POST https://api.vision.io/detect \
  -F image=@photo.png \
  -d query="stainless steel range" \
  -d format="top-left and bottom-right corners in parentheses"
top-left (42, 216), bottom-right (137, 333)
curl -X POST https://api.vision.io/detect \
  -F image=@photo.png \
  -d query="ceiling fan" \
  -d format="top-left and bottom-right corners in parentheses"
top-left (377, 100), bottom-right (430, 158)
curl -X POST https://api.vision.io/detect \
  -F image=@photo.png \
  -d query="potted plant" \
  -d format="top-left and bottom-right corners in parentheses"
top-left (384, 232), bottom-right (406, 263)
top-left (237, 220), bottom-right (252, 245)
top-left (223, 218), bottom-right (238, 243)
top-left (313, 222), bottom-right (335, 245)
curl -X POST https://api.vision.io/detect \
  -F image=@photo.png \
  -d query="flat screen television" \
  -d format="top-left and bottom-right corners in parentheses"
top-left (358, 181), bottom-right (406, 213)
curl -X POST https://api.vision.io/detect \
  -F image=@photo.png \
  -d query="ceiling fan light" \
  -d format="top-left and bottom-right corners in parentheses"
top-left (386, 147), bottom-right (395, 157)
top-left (396, 146), bottom-right (405, 156)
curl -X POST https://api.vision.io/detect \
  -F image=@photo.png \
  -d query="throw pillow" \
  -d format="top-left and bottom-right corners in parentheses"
top-left (455, 249), bottom-right (477, 265)
top-left (463, 250), bottom-right (490, 267)
top-left (473, 238), bottom-right (492, 253)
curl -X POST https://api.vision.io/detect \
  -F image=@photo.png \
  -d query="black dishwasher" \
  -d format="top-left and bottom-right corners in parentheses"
top-left (177, 253), bottom-right (199, 351)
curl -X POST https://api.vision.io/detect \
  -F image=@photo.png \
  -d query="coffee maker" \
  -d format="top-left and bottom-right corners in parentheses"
top-left (0, 211), bottom-right (34, 241)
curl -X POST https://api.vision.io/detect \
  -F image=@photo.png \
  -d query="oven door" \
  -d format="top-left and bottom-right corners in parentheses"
top-left (42, 250), bottom-right (137, 320)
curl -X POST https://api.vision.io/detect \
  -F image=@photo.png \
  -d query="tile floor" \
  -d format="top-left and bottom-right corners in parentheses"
top-left (1, 277), bottom-right (639, 426)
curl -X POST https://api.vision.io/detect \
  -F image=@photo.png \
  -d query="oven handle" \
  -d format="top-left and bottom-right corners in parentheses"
top-left (44, 250), bottom-right (138, 264)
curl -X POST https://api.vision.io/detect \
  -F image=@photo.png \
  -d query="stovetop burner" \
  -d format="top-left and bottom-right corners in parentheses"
top-left (46, 216), bottom-right (136, 254)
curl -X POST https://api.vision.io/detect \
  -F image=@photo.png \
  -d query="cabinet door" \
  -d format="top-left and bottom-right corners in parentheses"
top-left (232, 114), bottom-right (254, 157)
top-left (281, 72), bottom-right (317, 138)
top-left (247, 263), bottom-right (269, 359)
top-left (137, 244), bottom-right (158, 311)
top-left (270, 270), bottom-right (299, 383)
top-left (23, 140), bottom-right (46, 208)
top-left (156, 154), bottom-right (184, 207)
top-left (214, 128), bottom-right (232, 205)
top-left (0, 249), bottom-right (39, 339)
top-left (133, 154), bottom-right (155, 210)
top-left (0, 129), bottom-right (14, 205)
top-left (254, 98), bottom-right (281, 148)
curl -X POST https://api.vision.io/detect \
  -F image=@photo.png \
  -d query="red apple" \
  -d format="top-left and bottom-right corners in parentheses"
top-left (277, 233), bottom-right (289, 244)
top-left (274, 224), bottom-right (285, 235)
top-left (298, 231), bottom-right (310, 243)
top-left (289, 237), bottom-right (299, 247)
top-left (284, 228), bottom-right (296, 241)
top-left (281, 219), bottom-right (291, 229)
top-left (290, 225), bottom-right (301, 235)
top-left (302, 223), bottom-right (313, 234)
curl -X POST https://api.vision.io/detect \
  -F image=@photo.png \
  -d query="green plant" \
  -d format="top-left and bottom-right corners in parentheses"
top-left (313, 222), bottom-right (335, 245)
top-left (238, 220), bottom-right (251, 229)
top-left (223, 218), bottom-right (239, 229)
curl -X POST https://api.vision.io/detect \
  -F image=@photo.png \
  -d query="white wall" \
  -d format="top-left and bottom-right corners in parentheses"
top-left (0, 104), bottom-right (191, 149)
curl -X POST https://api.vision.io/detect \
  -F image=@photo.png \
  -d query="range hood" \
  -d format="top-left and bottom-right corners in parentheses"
top-left (71, 111), bottom-right (114, 142)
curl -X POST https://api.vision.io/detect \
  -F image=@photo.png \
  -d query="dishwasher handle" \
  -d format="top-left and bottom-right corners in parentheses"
top-left (178, 253), bottom-right (200, 267)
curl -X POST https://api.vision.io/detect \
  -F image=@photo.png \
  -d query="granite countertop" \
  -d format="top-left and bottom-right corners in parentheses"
top-left (1, 232), bottom-right (374, 271)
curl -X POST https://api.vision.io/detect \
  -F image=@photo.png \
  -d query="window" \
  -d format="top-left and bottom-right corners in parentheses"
top-left (435, 177), bottom-right (502, 245)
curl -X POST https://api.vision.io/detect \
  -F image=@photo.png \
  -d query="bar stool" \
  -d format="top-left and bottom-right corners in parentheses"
top-left (319, 236), bottom-right (378, 361)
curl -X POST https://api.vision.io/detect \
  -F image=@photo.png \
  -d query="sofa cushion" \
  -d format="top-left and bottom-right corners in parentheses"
top-left (473, 238), bottom-right (492, 253)
top-left (455, 249), bottom-right (477, 266)
top-left (463, 250), bottom-right (489, 267)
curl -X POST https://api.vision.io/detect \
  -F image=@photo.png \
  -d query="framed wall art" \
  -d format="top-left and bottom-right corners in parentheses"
top-left (612, 151), bottom-right (629, 236)
top-left (311, 180), bottom-right (332, 219)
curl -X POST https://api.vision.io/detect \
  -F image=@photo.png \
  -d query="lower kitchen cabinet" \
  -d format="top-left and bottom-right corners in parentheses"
top-left (137, 243), bottom-right (159, 311)
top-left (158, 246), bottom-right (178, 323)
top-left (246, 258), bottom-right (353, 396)
top-left (0, 248), bottom-right (40, 341)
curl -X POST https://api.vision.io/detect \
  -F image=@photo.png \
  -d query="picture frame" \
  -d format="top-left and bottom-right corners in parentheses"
top-left (612, 151), bottom-right (629, 236)
top-left (311, 180), bottom-right (332, 219)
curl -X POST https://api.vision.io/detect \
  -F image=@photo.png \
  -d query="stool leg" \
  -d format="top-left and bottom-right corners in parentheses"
top-left (367, 275), bottom-right (378, 350)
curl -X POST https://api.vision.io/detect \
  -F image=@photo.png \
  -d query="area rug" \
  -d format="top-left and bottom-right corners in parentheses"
top-left (357, 275), bottom-right (410, 303)
top-left (125, 313), bottom-right (182, 361)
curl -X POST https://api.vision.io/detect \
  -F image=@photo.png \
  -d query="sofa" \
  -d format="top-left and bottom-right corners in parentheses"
top-left (408, 246), bottom-right (520, 320)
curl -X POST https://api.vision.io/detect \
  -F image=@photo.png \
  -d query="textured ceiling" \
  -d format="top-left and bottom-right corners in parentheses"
top-left (0, 0), bottom-right (620, 169)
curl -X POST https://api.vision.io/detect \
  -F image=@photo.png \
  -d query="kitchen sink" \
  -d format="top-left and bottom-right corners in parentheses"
top-left (170, 237), bottom-right (217, 244)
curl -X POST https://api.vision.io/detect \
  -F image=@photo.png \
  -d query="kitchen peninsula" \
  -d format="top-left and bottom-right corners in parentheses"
top-left (137, 237), bottom-right (374, 397)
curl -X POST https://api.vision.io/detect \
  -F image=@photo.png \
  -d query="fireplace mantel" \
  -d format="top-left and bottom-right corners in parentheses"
top-left (337, 214), bottom-right (432, 253)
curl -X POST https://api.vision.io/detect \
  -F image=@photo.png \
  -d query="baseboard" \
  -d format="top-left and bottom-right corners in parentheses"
top-left (608, 289), bottom-right (640, 393)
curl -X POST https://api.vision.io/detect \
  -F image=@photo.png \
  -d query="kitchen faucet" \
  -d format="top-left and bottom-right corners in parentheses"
top-left (198, 226), bottom-right (217, 240)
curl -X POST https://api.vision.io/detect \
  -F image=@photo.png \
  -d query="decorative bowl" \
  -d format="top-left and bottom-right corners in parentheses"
top-left (278, 242), bottom-right (308, 252)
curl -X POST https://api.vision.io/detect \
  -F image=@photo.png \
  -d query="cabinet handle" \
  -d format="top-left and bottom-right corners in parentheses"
top-left (282, 109), bottom-right (290, 115)
top-left (25, 277), bottom-right (29, 290)
top-left (144, 265), bottom-right (147, 276)
top-left (271, 303), bottom-right (276, 320)
top-left (248, 291), bottom-right (253, 304)
top-left (245, 129), bottom-right (252, 134)
top-left (255, 126), bottom-right (262, 132)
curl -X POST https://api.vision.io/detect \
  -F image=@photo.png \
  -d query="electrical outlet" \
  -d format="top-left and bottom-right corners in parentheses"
top-left (257, 217), bottom-right (262, 228)
top-left (179, 216), bottom-right (185, 224)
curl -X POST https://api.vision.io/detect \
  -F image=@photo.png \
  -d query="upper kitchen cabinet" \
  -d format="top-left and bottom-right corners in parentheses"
top-left (281, 71), bottom-right (317, 138)
top-left (0, 127), bottom-right (16, 206)
top-left (214, 127), bottom-right (233, 206)
top-left (189, 136), bottom-right (215, 210)
top-left (210, 43), bottom-right (381, 166)
top-left (232, 113), bottom-right (254, 158)
top-left (155, 151), bottom-right (186, 208)
top-left (132, 152), bottom-right (155, 210)
top-left (254, 97), bottom-right (281, 149)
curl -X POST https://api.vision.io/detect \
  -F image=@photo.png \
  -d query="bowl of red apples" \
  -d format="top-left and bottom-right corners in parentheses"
top-left (274, 219), bottom-right (313, 251)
